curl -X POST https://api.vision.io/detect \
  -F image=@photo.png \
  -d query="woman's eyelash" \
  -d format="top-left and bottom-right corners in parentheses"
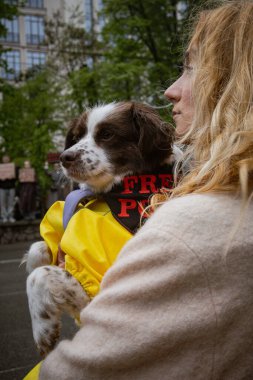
top-left (177, 64), bottom-right (193, 73)
top-left (184, 64), bottom-right (193, 71)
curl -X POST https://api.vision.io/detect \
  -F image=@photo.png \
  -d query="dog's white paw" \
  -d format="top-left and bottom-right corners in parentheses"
top-left (22, 241), bottom-right (52, 274)
top-left (27, 266), bottom-right (61, 356)
top-left (27, 265), bottom-right (90, 357)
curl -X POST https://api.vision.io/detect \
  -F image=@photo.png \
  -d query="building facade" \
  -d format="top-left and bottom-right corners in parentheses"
top-left (0, 0), bottom-right (103, 80)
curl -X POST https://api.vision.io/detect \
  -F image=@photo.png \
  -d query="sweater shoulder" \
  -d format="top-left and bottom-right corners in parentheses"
top-left (158, 193), bottom-right (237, 215)
top-left (142, 193), bottom-right (253, 250)
top-left (149, 193), bottom-right (243, 226)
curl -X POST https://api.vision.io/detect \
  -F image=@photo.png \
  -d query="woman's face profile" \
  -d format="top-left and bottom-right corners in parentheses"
top-left (164, 50), bottom-right (195, 136)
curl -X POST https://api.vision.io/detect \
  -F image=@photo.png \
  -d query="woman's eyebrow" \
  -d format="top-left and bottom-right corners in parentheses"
top-left (184, 49), bottom-right (196, 65)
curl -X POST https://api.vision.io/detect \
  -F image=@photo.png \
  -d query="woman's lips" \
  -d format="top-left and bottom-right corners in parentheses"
top-left (172, 111), bottom-right (181, 120)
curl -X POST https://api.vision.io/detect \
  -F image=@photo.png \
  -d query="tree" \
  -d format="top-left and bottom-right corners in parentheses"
top-left (43, 5), bottom-right (105, 114)
top-left (0, 68), bottom-right (63, 190)
top-left (97, 0), bottom-right (185, 105)
top-left (45, 7), bottom-right (94, 75)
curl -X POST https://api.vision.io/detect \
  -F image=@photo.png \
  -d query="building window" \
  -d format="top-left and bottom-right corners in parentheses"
top-left (25, 15), bottom-right (45, 45)
top-left (0, 50), bottom-right (21, 80)
top-left (4, 0), bottom-right (18, 5)
top-left (25, 0), bottom-right (44, 8)
top-left (27, 51), bottom-right (46, 68)
top-left (0, 17), bottom-right (19, 43)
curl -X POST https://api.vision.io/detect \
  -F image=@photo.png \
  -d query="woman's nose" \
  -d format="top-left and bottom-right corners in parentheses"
top-left (164, 78), bottom-right (181, 103)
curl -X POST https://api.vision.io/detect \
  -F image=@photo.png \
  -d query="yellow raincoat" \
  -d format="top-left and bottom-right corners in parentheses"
top-left (40, 198), bottom-right (132, 298)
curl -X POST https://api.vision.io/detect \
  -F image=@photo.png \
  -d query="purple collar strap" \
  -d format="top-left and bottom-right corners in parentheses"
top-left (63, 188), bottom-right (95, 229)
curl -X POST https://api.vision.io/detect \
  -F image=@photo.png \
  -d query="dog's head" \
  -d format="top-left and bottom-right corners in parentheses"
top-left (60, 102), bottom-right (175, 192)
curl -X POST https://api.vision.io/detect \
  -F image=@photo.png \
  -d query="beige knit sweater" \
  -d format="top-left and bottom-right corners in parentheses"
top-left (40, 193), bottom-right (253, 380)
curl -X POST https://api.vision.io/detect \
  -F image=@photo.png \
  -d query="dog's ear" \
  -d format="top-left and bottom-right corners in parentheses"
top-left (65, 113), bottom-right (88, 150)
top-left (131, 102), bottom-right (175, 166)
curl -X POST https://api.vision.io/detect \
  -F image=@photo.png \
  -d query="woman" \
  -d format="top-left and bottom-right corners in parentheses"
top-left (18, 160), bottom-right (36, 220)
top-left (39, 1), bottom-right (253, 379)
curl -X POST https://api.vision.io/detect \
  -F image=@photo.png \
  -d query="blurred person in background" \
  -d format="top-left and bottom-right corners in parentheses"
top-left (0, 154), bottom-right (16, 223)
top-left (46, 162), bottom-right (71, 209)
top-left (18, 160), bottom-right (36, 221)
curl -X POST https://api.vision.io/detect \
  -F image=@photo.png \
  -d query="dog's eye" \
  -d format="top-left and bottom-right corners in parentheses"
top-left (99, 129), bottom-right (115, 141)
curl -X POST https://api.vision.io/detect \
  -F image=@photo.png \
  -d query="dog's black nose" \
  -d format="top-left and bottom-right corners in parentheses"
top-left (60, 151), bottom-right (79, 168)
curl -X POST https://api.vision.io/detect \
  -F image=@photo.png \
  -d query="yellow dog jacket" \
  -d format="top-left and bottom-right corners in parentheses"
top-left (40, 198), bottom-right (132, 298)
top-left (40, 167), bottom-right (174, 298)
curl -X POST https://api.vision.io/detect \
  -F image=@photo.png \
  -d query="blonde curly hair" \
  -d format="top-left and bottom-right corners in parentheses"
top-left (154, 1), bottom-right (253, 208)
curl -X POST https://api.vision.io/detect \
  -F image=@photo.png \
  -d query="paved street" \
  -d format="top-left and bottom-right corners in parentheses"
top-left (0, 242), bottom-right (78, 380)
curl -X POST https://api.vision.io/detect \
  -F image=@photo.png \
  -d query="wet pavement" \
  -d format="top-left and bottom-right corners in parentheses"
top-left (0, 241), bottom-right (78, 380)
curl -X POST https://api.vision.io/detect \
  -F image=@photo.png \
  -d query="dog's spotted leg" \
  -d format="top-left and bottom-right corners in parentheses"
top-left (22, 241), bottom-right (52, 274)
top-left (27, 265), bottom-right (90, 357)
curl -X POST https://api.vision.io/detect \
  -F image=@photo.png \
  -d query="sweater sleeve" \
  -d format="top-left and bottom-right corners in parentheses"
top-left (39, 205), bottom-right (218, 380)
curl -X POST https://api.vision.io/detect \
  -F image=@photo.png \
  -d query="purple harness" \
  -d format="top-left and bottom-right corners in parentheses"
top-left (63, 188), bottom-right (94, 229)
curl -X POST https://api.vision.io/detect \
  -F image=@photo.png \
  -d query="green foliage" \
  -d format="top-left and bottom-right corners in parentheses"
top-left (43, 7), bottom-right (102, 114)
top-left (0, 69), bottom-right (63, 191)
top-left (45, 8), bottom-right (93, 75)
top-left (68, 65), bottom-right (100, 112)
top-left (98, 0), bottom-right (183, 104)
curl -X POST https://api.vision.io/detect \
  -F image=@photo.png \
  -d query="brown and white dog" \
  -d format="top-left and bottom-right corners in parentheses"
top-left (24, 101), bottom-right (181, 357)
top-left (61, 101), bottom-right (177, 192)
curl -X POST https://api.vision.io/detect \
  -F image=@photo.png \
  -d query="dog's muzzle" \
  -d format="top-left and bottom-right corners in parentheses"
top-left (60, 150), bottom-right (80, 169)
